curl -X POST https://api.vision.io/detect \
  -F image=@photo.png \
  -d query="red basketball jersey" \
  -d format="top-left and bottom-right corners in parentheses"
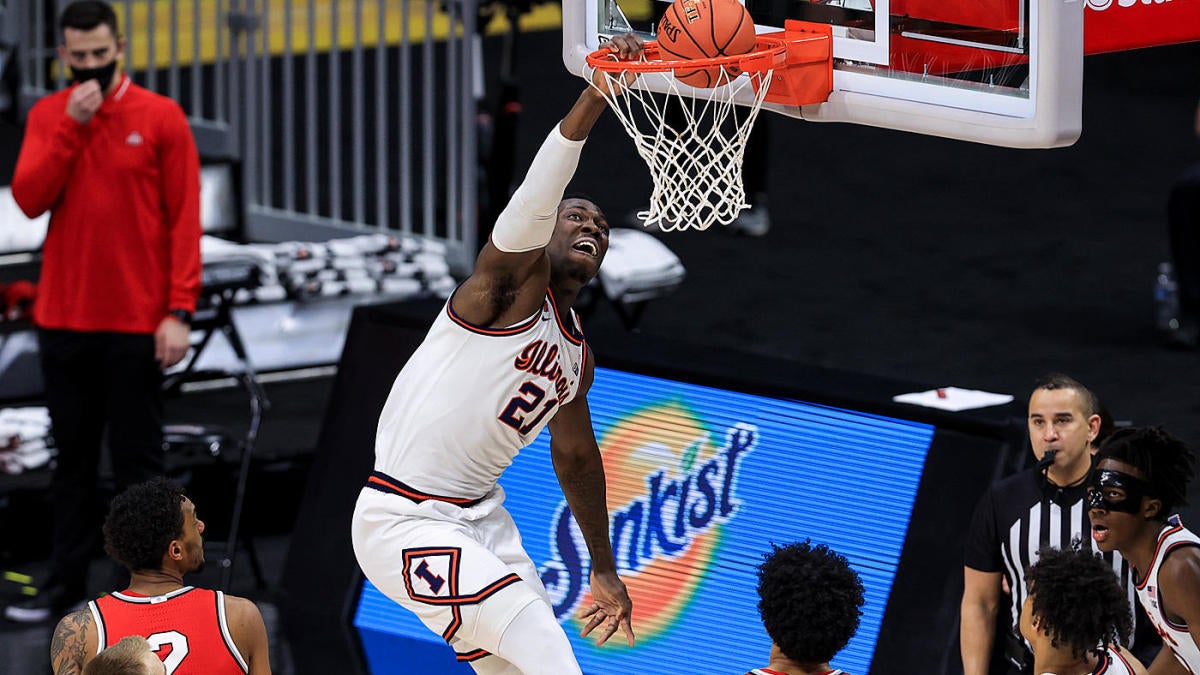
top-left (89, 587), bottom-right (249, 675)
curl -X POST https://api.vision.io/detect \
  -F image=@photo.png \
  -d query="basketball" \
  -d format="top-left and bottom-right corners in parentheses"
top-left (657, 0), bottom-right (757, 88)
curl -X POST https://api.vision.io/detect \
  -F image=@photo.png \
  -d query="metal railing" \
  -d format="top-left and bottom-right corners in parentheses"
top-left (16, 0), bottom-right (478, 270)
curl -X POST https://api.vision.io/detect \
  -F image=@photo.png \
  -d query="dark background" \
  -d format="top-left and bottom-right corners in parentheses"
top-left (528, 37), bottom-right (1200, 455)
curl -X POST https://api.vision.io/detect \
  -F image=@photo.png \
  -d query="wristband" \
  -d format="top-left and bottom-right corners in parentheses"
top-left (167, 309), bottom-right (193, 325)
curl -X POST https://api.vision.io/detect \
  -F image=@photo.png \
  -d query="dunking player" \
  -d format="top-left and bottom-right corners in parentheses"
top-left (350, 35), bottom-right (643, 674)
top-left (1090, 427), bottom-right (1200, 675)
top-left (744, 540), bottom-right (864, 675)
top-left (1022, 547), bottom-right (1148, 675)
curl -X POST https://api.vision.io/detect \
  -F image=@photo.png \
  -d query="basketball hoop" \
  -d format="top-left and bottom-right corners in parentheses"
top-left (586, 21), bottom-right (833, 232)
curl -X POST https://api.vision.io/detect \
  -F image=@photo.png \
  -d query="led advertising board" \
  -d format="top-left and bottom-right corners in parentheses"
top-left (354, 366), bottom-right (934, 674)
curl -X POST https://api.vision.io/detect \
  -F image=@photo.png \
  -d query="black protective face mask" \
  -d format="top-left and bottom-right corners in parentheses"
top-left (70, 59), bottom-right (118, 92)
top-left (1087, 468), bottom-right (1152, 514)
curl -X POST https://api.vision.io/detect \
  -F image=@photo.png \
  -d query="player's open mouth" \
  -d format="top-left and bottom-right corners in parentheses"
top-left (572, 239), bottom-right (599, 257)
top-left (1092, 523), bottom-right (1109, 543)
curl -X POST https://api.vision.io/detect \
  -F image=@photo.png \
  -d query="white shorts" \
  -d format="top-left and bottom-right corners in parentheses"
top-left (351, 483), bottom-right (552, 662)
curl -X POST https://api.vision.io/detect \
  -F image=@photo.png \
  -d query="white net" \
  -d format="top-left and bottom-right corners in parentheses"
top-left (588, 66), bottom-right (774, 232)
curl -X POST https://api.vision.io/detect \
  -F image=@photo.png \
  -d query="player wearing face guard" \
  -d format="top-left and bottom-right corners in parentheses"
top-left (961, 374), bottom-right (1153, 675)
top-left (1091, 427), bottom-right (1200, 675)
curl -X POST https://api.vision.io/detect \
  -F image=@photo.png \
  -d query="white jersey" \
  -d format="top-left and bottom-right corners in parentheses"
top-left (1134, 516), bottom-right (1200, 674)
top-left (1034, 647), bottom-right (1140, 675)
top-left (1086, 646), bottom-right (1141, 675)
top-left (373, 290), bottom-right (587, 499)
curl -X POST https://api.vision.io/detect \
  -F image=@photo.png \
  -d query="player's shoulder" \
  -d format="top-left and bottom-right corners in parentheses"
top-left (51, 606), bottom-right (98, 666)
top-left (54, 605), bottom-right (95, 632)
top-left (1159, 539), bottom-right (1200, 583)
top-left (221, 592), bottom-right (265, 619)
top-left (219, 593), bottom-right (268, 658)
top-left (1108, 645), bottom-right (1148, 675)
top-left (1168, 519), bottom-right (1200, 543)
top-left (220, 592), bottom-right (268, 638)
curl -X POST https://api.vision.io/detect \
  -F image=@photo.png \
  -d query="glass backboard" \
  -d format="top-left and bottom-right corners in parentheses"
top-left (563, 0), bottom-right (1084, 148)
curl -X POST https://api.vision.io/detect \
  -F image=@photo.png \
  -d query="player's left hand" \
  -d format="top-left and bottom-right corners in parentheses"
top-left (579, 569), bottom-right (635, 646)
top-left (591, 33), bottom-right (645, 97)
top-left (155, 314), bottom-right (191, 368)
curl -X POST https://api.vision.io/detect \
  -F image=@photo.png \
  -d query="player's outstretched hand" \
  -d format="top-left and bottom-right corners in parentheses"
top-left (591, 33), bottom-right (645, 97)
top-left (579, 569), bottom-right (635, 646)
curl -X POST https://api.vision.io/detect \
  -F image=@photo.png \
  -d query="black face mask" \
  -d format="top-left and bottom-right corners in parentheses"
top-left (1087, 468), bottom-right (1152, 514)
top-left (70, 59), bottom-right (118, 92)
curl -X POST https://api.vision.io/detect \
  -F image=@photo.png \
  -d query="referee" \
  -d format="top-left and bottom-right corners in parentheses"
top-left (959, 373), bottom-right (1155, 675)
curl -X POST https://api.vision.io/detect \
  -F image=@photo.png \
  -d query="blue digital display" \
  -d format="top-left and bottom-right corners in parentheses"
top-left (354, 366), bottom-right (934, 674)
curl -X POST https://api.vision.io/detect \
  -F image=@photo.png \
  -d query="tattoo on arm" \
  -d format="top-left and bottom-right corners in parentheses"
top-left (50, 609), bottom-right (92, 675)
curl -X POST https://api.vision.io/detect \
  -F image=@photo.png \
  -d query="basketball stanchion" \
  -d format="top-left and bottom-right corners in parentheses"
top-left (586, 20), bottom-right (832, 232)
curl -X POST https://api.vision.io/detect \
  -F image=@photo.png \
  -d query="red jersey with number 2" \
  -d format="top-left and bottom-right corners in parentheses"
top-left (89, 587), bottom-right (248, 675)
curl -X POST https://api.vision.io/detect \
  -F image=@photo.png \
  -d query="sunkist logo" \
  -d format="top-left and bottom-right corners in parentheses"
top-left (538, 399), bottom-right (757, 644)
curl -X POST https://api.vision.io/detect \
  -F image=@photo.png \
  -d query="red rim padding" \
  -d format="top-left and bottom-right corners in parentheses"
top-left (586, 37), bottom-right (788, 75)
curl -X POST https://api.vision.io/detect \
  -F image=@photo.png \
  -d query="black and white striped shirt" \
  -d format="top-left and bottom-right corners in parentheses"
top-left (964, 468), bottom-right (1139, 651)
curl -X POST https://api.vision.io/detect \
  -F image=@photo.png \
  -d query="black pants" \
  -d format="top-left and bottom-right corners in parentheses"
top-left (38, 329), bottom-right (164, 599)
top-left (1169, 162), bottom-right (1200, 318)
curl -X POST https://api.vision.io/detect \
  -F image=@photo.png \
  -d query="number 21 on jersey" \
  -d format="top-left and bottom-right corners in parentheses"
top-left (498, 381), bottom-right (558, 435)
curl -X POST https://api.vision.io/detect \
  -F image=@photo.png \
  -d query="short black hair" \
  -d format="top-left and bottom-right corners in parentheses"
top-left (1026, 546), bottom-right (1132, 661)
top-left (1032, 372), bottom-right (1101, 419)
top-left (59, 1), bottom-right (120, 39)
top-left (756, 540), bottom-right (864, 665)
top-left (561, 191), bottom-right (597, 205)
top-left (559, 192), bottom-right (604, 218)
top-left (103, 478), bottom-right (187, 572)
top-left (1097, 426), bottom-right (1196, 517)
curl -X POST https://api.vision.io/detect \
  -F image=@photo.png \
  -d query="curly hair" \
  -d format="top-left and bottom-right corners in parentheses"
top-left (1097, 426), bottom-right (1196, 518)
top-left (756, 540), bottom-right (864, 665)
top-left (1026, 546), bottom-right (1132, 661)
top-left (103, 478), bottom-right (187, 572)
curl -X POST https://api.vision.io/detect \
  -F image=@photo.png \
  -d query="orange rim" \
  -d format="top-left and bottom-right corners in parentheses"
top-left (586, 37), bottom-right (790, 75)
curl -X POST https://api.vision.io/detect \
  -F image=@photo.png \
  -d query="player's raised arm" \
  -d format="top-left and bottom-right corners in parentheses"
top-left (452, 34), bottom-right (644, 328)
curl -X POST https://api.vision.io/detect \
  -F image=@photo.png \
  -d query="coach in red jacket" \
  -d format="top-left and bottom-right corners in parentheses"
top-left (4, 0), bottom-right (200, 624)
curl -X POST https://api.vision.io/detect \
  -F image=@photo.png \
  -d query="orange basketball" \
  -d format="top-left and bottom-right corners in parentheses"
top-left (656, 0), bottom-right (757, 88)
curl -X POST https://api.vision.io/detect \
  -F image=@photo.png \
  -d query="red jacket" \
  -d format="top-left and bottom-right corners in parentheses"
top-left (12, 74), bottom-right (201, 334)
